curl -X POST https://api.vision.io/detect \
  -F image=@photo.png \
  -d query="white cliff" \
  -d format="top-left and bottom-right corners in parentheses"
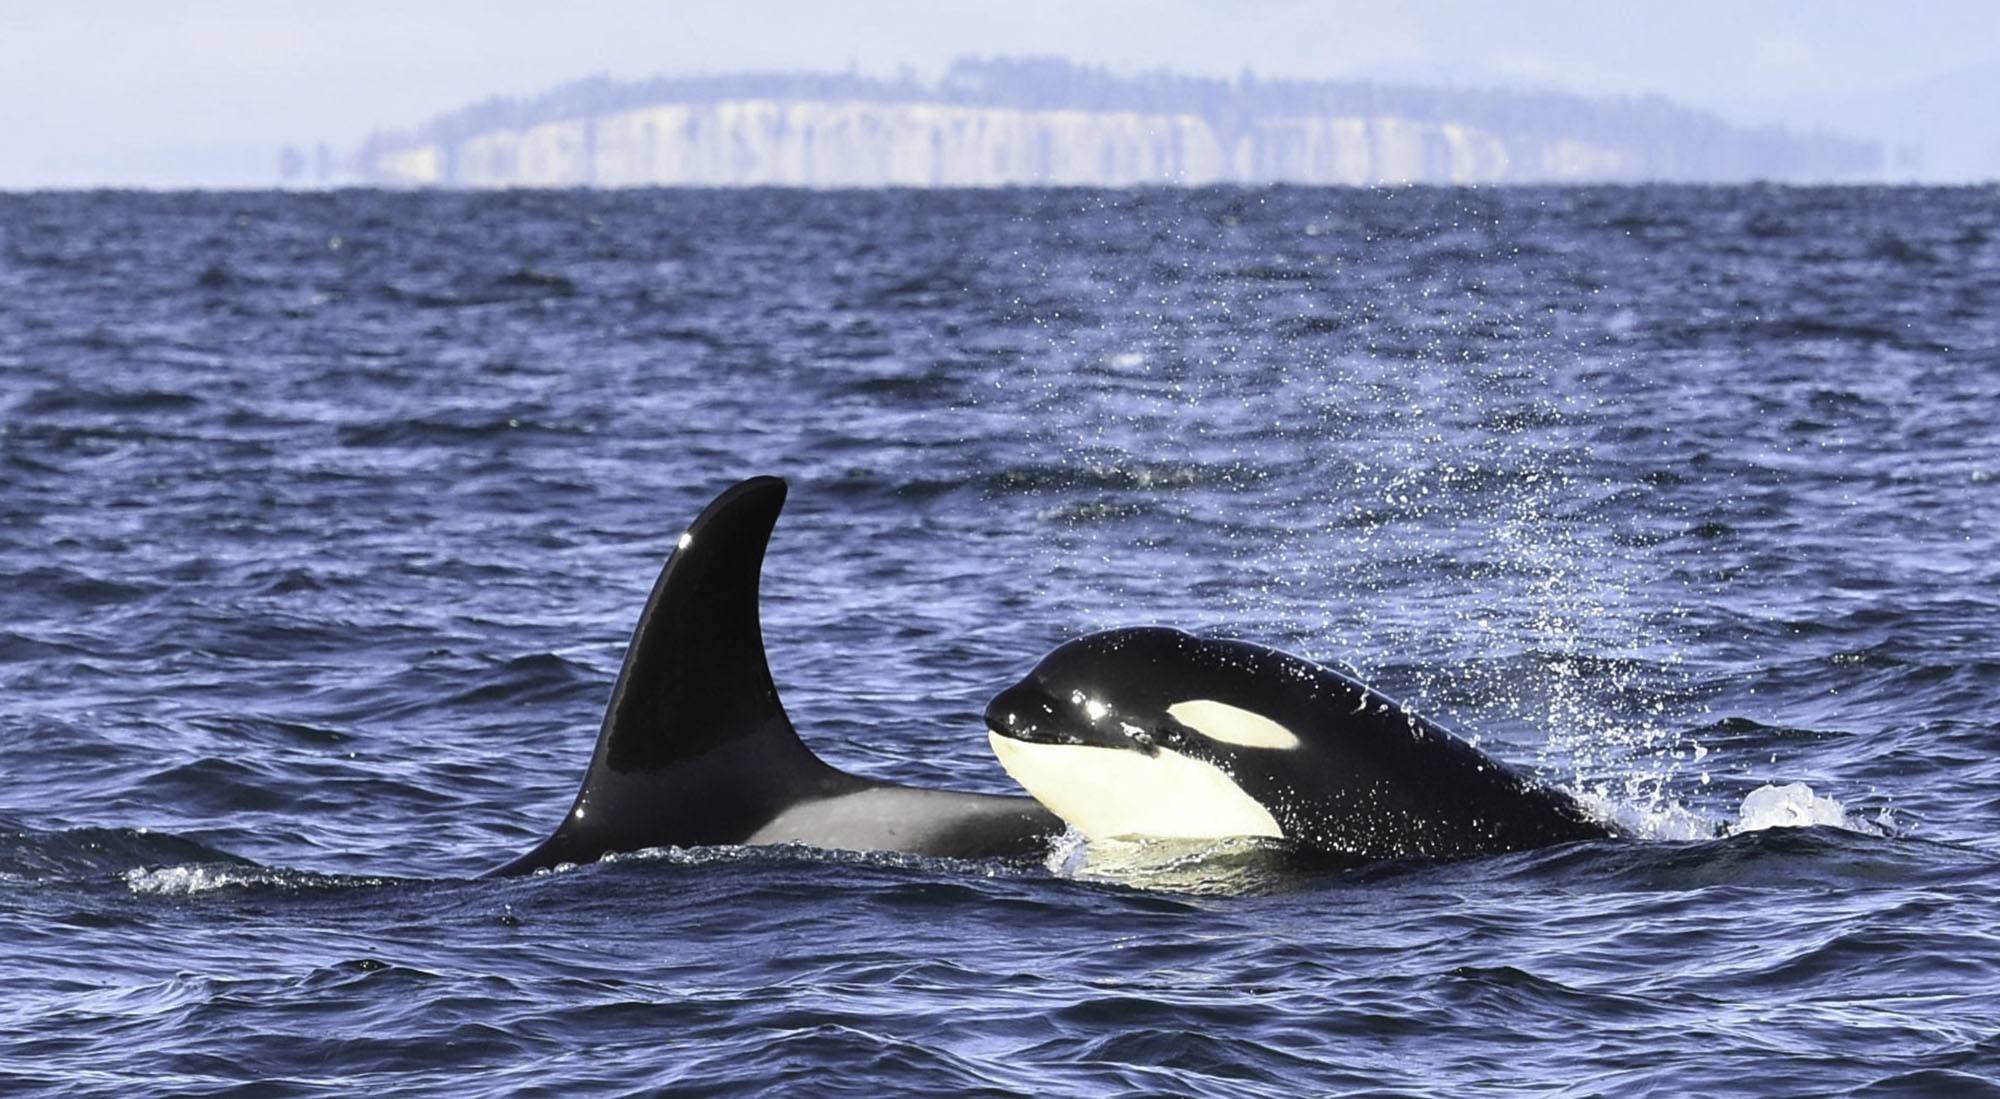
top-left (353, 60), bottom-right (1877, 187)
top-left (367, 99), bottom-right (1643, 188)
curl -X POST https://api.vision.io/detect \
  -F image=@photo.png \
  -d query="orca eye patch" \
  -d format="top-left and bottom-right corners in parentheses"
top-left (1165, 700), bottom-right (1302, 750)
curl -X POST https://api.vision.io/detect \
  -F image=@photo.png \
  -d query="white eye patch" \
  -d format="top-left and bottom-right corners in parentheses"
top-left (1165, 699), bottom-right (1301, 750)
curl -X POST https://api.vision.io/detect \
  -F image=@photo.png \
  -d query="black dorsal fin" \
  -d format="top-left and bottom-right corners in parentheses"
top-left (598, 475), bottom-right (802, 771)
top-left (490, 476), bottom-right (847, 875)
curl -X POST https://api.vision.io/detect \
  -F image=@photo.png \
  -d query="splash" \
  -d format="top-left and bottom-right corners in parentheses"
top-left (1573, 785), bottom-right (1717, 842)
top-left (1576, 780), bottom-right (1885, 841)
top-left (989, 194), bottom-right (1709, 831)
top-left (1733, 782), bottom-right (1855, 833)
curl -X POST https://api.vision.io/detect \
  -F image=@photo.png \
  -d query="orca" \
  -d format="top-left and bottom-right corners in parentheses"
top-left (491, 477), bottom-right (1060, 875)
top-left (984, 627), bottom-right (1615, 860)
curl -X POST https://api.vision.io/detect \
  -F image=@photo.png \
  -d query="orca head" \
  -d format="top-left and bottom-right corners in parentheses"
top-left (983, 627), bottom-right (1304, 844)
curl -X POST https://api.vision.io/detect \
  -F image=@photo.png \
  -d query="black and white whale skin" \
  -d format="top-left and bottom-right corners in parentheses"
top-left (492, 478), bottom-right (1060, 875)
top-left (985, 628), bottom-right (1615, 861)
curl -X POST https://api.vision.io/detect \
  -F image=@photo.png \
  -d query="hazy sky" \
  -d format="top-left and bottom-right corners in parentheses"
top-left (3, 1), bottom-right (1996, 188)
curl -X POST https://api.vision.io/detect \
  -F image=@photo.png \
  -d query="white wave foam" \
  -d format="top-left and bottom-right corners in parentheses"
top-left (124, 865), bottom-right (279, 896)
top-left (1042, 827), bottom-right (1090, 877)
top-left (123, 864), bottom-right (386, 895)
top-left (1573, 784), bottom-right (1718, 842)
top-left (1733, 782), bottom-right (1853, 832)
top-left (581, 841), bottom-right (1029, 879)
top-left (1576, 780), bottom-right (1881, 842)
top-left (1047, 832), bottom-right (1297, 894)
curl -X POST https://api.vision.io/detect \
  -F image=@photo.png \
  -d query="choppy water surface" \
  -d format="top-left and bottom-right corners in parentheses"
top-left (3, 186), bottom-right (1997, 1095)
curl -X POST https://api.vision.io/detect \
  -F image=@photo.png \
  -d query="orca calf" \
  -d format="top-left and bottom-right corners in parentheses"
top-left (985, 628), bottom-right (1615, 860)
top-left (491, 477), bottom-right (1059, 875)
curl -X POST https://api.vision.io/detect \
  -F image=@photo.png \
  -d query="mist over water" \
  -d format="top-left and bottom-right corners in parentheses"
top-left (2, 186), bottom-right (1997, 1094)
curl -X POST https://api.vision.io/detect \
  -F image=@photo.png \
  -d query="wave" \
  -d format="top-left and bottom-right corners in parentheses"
top-left (376, 267), bottom-right (578, 308)
top-left (0, 823), bottom-right (252, 882)
top-left (987, 460), bottom-right (1270, 494)
top-left (8, 384), bottom-right (204, 417)
top-left (334, 413), bottom-right (580, 449)
top-left (1, 565), bottom-right (164, 607)
top-left (0, 819), bottom-right (404, 897)
top-left (123, 864), bottom-right (398, 897)
top-left (438, 651), bottom-right (602, 709)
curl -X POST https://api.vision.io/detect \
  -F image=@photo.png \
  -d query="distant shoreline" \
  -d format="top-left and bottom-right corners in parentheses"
top-left (327, 57), bottom-right (1882, 189)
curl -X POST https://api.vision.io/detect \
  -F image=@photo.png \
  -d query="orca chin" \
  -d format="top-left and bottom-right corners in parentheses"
top-left (489, 477), bottom-right (1060, 876)
top-left (985, 627), bottom-right (1617, 861)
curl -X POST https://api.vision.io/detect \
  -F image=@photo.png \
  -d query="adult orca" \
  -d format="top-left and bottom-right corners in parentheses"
top-left (984, 627), bottom-right (1615, 860)
top-left (491, 477), bottom-right (1060, 876)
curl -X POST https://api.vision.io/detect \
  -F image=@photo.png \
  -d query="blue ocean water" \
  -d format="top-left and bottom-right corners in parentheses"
top-left (2, 186), bottom-right (1997, 1096)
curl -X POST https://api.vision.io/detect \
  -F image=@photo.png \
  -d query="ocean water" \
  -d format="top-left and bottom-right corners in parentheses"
top-left (2, 186), bottom-right (1996, 1096)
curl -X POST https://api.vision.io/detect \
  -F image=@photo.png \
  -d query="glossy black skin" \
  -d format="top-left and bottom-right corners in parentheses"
top-left (491, 477), bottom-right (1058, 875)
top-left (985, 627), bottom-right (1615, 861)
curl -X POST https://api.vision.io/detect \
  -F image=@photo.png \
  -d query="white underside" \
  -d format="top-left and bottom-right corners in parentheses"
top-left (744, 786), bottom-right (1014, 851)
top-left (987, 731), bottom-right (1282, 842)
